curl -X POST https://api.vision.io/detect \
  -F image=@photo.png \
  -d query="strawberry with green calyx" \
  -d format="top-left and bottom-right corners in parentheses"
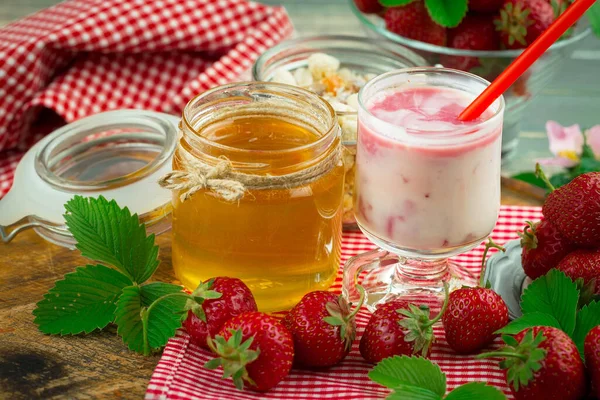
top-left (442, 238), bottom-right (509, 354)
top-left (518, 219), bottom-right (574, 280)
top-left (585, 325), bottom-right (600, 398)
top-left (360, 282), bottom-right (449, 363)
top-left (536, 164), bottom-right (600, 247)
top-left (478, 326), bottom-right (587, 400)
top-left (283, 285), bottom-right (366, 367)
top-left (557, 249), bottom-right (600, 295)
top-left (495, 0), bottom-right (554, 49)
top-left (183, 277), bottom-right (257, 349)
top-left (205, 312), bottom-right (294, 392)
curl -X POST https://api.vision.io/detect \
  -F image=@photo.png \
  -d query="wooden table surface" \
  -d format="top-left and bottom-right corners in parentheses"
top-left (0, 0), bottom-right (593, 398)
top-left (0, 187), bottom-right (542, 399)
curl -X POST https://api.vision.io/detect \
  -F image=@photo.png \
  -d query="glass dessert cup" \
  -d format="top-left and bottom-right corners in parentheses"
top-left (342, 68), bottom-right (505, 311)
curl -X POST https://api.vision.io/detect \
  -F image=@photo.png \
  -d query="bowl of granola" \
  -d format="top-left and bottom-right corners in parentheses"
top-left (253, 35), bottom-right (427, 228)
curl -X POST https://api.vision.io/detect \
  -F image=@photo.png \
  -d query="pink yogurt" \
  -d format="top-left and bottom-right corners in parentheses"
top-left (355, 86), bottom-right (502, 253)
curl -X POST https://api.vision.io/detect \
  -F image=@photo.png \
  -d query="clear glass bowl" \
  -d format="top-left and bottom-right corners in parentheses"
top-left (253, 35), bottom-right (427, 229)
top-left (348, 0), bottom-right (592, 159)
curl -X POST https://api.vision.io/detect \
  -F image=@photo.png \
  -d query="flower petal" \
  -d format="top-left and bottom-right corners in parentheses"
top-left (586, 125), bottom-right (600, 157)
top-left (536, 157), bottom-right (579, 168)
top-left (546, 121), bottom-right (584, 156)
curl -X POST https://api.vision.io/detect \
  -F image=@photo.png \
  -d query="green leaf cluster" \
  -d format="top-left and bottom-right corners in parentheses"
top-left (369, 355), bottom-right (507, 400)
top-left (33, 196), bottom-right (193, 355)
top-left (497, 269), bottom-right (600, 359)
top-left (512, 138), bottom-right (600, 191)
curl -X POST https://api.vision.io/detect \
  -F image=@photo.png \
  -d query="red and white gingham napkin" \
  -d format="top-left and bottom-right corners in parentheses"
top-left (146, 205), bottom-right (543, 400)
top-left (0, 0), bottom-right (293, 197)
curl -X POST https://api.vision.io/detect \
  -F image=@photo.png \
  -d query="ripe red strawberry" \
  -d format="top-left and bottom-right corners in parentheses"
top-left (479, 327), bottom-right (587, 400)
top-left (183, 277), bottom-right (257, 349)
top-left (556, 249), bottom-right (600, 295)
top-left (519, 219), bottom-right (575, 280)
top-left (585, 325), bottom-right (600, 399)
top-left (283, 289), bottom-right (362, 367)
top-left (470, 0), bottom-right (505, 12)
top-left (442, 287), bottom-right (509, 354)
top-left (354, 0), bottom-right (383, 14)
top-left (495, 0), bottom-right (554, 49)
top-left (360, 286), bottom-right (449, 364)
top-left (384, 2), bottom-right (447, 46)
top-left (440, 15), bottom-right (500, 71)
top-left (541, 171), bottom-right (600, 247)
top-left (205, 312), bottom-right (294, 392)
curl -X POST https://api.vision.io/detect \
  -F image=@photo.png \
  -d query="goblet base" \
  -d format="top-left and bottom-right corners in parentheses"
top-left (342, 249), bottom-right (476, 313)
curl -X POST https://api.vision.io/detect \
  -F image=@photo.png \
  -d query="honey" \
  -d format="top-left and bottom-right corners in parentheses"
top-left (169, 83), bottom-right (344, 312)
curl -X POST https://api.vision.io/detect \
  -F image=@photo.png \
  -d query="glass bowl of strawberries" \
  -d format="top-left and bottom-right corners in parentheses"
top-left (350, 0), bottom-right (593, 160)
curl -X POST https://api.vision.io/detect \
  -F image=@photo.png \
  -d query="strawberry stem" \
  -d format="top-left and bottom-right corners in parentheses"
top-left (479, 237), bottom-right (506, 287)
top-left (535, 163), bottom-right (555, 192)
top-left (424, 281), bottom-right (449, 327)
top-left (347, 285), bottom-right (366, 320)
top-left (476, 350), bottom-right (528, 362)
top-left (142, 291), bottom-right (194, 356)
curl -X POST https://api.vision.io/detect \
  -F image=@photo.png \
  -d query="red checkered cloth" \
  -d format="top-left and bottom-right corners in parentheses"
top-left (0, 0), bottom-right (293, 198)
top-left (146, 205), bottom-right (542, 400)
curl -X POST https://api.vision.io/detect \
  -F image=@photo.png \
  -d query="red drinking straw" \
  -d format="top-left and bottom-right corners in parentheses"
top-left (458, 0), bottom-right (596, 121)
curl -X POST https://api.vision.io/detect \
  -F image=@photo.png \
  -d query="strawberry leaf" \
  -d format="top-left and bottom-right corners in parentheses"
top-left (33, 264), bottom-right (132, 334)
top-left (520, 269), bottom-right (579, 336)
top-left (445, 382), bottom-right (507, 400)
top-left (572, 301), bottom-right (600, 358)
top-left (511, 172), bottom-right (548, 190)
top-left (114, 282), bottom-right (188, 354)
top-left (64, 196), bottom-right (159, 284)
top-left (369, 355), bottom-right (446, 396)
top-left (387, 385), bottom-right (441, 400)
top-left (424, 0), bottom-right (467, 28)
top-left (495, 312), bottom-right (561, 335)
top-left (587, 0), bottom-right (600, 37)
top-left (379, 0), bottom-right (416, 6)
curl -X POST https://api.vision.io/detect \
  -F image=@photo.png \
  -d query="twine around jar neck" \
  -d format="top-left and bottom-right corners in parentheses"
top-left (159, 145), bottom-right (342, 202)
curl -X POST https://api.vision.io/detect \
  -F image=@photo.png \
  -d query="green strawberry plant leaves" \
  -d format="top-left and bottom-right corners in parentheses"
top-left (504, 268), bottom-right (600, 362)
top-left (33, 264), bottom-right (132, 334)
top-left (588, 1), bottom-right (600, 37)
top-left (369, 355), bottom-right (446, 396)
top-left (34, 195), bottom-right (196, 356)
top-left (64, 196), bottom-right (159, 284)
top-left (379, 0), bottom-right (416, 6)
top-left (520, 269), bottom-right (579, 335)
top-left (571, 301), bottom-right (600, 357)
top-left (445, 383), bottom-right (507, 400)
top-left (496, 312), bottom-right (562, 335)
top-left (370, 355), bottom-right (506, 399)
top-left (424, 0), bottom-right (467, 28)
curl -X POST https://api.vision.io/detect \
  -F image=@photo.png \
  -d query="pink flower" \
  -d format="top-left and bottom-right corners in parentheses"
top-left (537, 121), bottom-right (584, 167)
top-left (586, 125), bottom-right (600, 156)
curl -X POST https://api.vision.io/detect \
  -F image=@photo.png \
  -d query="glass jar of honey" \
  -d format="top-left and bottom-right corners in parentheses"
top-left (162, 82), bottom-right (345, 312)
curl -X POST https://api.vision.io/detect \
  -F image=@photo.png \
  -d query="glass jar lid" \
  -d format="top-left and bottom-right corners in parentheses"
top-left (0, 110), bottom-right (178, 248)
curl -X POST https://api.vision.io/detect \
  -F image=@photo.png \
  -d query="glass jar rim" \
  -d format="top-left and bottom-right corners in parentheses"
top-left (182, 81), bottom-right (340, 156)
top-left (252, 34), bottom-right (428, 81)
top-left (358, 67), bottom-right (505, 143)
top-left (35, 110), bottom-right (177, 191)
